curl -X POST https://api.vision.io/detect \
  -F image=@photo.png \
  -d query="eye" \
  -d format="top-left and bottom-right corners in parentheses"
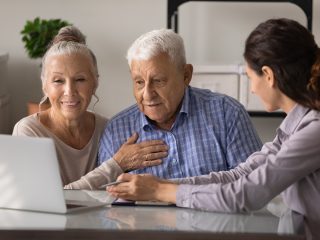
top-left (135, 79), bottom-right (145, 88)
top-left (153, 78), bottom-right (166, 87)
top-left (76, 78), bottom-right (85, 82)
top-left (53, 79), bottom-right (64, 84)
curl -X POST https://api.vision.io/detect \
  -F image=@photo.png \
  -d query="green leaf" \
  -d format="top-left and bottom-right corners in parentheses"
top-left (20, 17), bottom-right (71, 59)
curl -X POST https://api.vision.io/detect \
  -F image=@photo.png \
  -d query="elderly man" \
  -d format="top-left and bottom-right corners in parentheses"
top-left (98, 29), bottom-right (262, 179)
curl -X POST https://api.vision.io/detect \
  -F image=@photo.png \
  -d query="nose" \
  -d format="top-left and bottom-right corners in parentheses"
top-left (64, 80), bottom-right (76, 96)
top-left (143, 82), bottom-right (156, 100)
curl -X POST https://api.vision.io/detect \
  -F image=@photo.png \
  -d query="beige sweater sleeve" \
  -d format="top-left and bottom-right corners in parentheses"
top-left (64, 158), bottom-right (124, 190)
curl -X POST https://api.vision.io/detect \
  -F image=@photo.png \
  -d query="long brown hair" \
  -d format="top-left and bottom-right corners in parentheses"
top-left (244, 18), bottom-right (320, 110)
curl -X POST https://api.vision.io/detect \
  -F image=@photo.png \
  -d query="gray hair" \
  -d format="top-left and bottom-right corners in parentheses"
top-left (40, 26), bottom-right (99, 105)
top-left (126, 28), bottom-right (186, 69)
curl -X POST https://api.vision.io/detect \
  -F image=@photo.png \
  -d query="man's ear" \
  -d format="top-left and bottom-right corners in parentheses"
top-left (183, 64), bottom-right (193, 85)
top-left (261, 66), bottom-right (276, 88)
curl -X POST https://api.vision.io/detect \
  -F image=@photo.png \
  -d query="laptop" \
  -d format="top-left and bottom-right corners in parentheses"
top-left (0, 134), bottom-right (112, 214)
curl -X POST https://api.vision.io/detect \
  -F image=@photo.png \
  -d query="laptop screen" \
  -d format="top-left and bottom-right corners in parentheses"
top-left (0, 135), bottom-right (68, 213)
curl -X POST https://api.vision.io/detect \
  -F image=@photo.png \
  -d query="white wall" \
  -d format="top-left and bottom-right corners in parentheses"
top-left (1, 0), bottom-right (319, 142)
top-left (0, 0), bottom-right (166, 125)
top-left (179, 2), bottom-right (311, 64)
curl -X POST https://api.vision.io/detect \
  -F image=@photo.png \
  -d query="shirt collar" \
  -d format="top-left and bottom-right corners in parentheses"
top-left (279, 104), bottom-right (310, 135)
top-left (180, 86), bottom-right (190, 115)
top-left (140, 87), bottom-right (191, 131)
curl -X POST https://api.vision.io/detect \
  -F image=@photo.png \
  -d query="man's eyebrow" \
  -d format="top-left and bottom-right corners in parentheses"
top-left (150, 73), bottom-right (166, 78)
top-left (133, 76), bottom-right (143, 81)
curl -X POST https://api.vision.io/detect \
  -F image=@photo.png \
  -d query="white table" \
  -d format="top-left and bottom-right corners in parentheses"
top-left (0, 190), bottom-right (305, 240)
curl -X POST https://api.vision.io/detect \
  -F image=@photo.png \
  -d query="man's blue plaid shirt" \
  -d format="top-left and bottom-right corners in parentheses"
top-left (98, 87), bottom-right (262, 179)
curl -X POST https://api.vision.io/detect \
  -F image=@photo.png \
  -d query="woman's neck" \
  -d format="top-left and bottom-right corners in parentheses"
top-left (39, 109), bottom-right (95, 149)
top-left (280, 95), bottom-right (297, 114)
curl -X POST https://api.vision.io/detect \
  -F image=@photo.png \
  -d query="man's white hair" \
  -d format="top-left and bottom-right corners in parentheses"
top-left (126, 28), bottom-right (186, 69)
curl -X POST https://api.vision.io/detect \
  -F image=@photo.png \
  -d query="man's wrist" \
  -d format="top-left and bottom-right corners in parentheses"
top-left (113, 154), bottom-right (127, 171)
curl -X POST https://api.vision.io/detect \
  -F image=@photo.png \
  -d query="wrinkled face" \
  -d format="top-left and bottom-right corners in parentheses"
top-left (131, 53), bottom-right (191, 129)
top-left (245, 63), bottom-right (279, 112)
top-left (43, 53), bottom-right (96, 121)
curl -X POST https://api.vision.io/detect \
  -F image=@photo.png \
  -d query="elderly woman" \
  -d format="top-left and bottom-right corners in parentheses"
top-left (12, 26), bottom-right (167, 187)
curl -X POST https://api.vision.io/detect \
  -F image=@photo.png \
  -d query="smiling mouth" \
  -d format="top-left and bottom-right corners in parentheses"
top-left (61, 101), bottom-right (80, 107)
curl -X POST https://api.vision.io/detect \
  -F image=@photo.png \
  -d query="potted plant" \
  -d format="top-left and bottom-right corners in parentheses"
top-left (21, 17), bottom-right (71, 114)
top-left (21, 17), bottom-right (71, 59)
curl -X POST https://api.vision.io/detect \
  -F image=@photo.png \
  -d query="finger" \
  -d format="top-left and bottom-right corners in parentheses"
top-left (142, 159), bottom-right (162, 167)
top-left (108, 183), bottom-right (131, 193)
top-left (114, 192), bottom-right (137, 200)
top-left (108, 191), bottom-right (131, 200)
top-left (137, 146), bottom-right (168, 157)
top-left (138, 140), bottom-right (166, 147)
top-left (141, 151), bottom-right (167, 162)
top-left (125, 132), bottom-right (139, 144)
top-left (117, 173), bottom-right (133, 182)
top-left (145, 152), bottom-right (168, 160)
top-left (139, 173), bottom-right (153, 177)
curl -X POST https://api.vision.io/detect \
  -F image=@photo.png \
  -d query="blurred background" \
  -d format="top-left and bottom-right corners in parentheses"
top-left (1, 0), bottom-right (319, 142)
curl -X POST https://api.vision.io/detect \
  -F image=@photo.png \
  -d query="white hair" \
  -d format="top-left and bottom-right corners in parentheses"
top-left (41, 26), bottom-right (98, 86)
top-left (39, 26), bottom-right (99, 106)
top-left (126, 28), bottom-right (186, 69)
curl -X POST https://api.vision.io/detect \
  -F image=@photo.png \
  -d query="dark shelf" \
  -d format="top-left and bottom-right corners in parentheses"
top-left (167, 0), bottom-right (312, 32)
